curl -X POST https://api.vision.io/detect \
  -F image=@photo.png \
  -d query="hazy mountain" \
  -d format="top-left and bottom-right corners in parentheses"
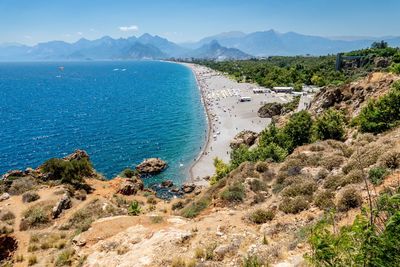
top-left (186, 40), bottom-right (251, 60)
top-left (184, 30), bottom-right (400, 56)
top-left (1, 30), bottom-right (400, 61)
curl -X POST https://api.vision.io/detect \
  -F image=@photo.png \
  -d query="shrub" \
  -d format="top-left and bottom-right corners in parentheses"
top-left (22, 191), bottom-right (40, 203)
top-left (146, 196), bottom-right (157, 205)
top-left (242, 255), bottom-right (266, 267)
top-left (220, 183), bottom-right (245, 203)
top-left (313, 109), bottom-right (346, 141)
top-left (314, 190), bottom-right (335, 210)
top-left (249, 209), bottom-right (275, 224)
top-left (283, 111), bottom-right (313, 151)
top-left (128, 200), bottom-right (141, 216)
top-left (315, 168), bottom-right (329, 180)
top-left (1, 211), bottom-right (15, 222)
top-left (211, 158), bottom-right (231, 184)
top-left (8, 177), bottom-right (37, 195)
top-left (279, 196), bottom-right (310, 214)
top-left (281, 180), bottom-right (317, 197)
top-left (181, 198), bottom-right (210, 218)
top-left (382, 151), bottom-right (400, 169)
top-left (121, 168), bottom-right (137, 178)
top-left (55, 249), bottom-right (74, 266)
top-left (337, 188), bottom-right (362, 212)
top-left (390, 63), bottom-right (400, 74)
top-left (320, 155), bottom-right (344, 171)
top-left (356, 81), bottom-right (400, 133)
top-left (255, 161), bottom-right (269, 172)
top-left (28, 255), bottom-right (37, 266)
top-left (368, 167), bottom-right (388, 185)
top-left (20, 203), bottom-right (53, 230)
top-left (248, 179), bottom-right (267, 193)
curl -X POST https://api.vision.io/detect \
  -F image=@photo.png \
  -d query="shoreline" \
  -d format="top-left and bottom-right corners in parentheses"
top-left (180, 62), bottom-right (293, 185)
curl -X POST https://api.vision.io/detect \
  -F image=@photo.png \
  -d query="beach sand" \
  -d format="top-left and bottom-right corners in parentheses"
top-left (183, 63), bottom-right (293, 185)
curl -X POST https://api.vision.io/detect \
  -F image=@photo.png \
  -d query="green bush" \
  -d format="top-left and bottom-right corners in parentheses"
top-left (22, 191), bottom-right (40, 203)
top-left (55, 249), bottom-right (74, 266)
top-left (312, 109), bottom-right (346, 141)
top-left (211, 158), bottom-right (231, 184)
top-left (356, 81), bottom-right (400, 133)
top-left (337, 188), bottom-right (362, 212)
top-left (314, 190), bottom-right (335, 210)
top-left (283, 111), bottom-right (313, 151)
top-left (181, 198), bottom-right (210, 218)
top-left (42, 157), bottom-right (93, 185)
top-left (279, 196), bottom-right (310, 214)
top-left (249, 209), bottom-right (275, 224)
top-left (121, 168), bottom-right (138, 178)
top-left (220, 183), bottom-right (245, 203)
top-left (242, 255), bottom-right (266, 267)
top-left (390, 63), bottom-right (400, 74)
top-left (369, 167), bottom-right (388, 185)
top-left (20, 204), bottom-right (53, 230)
top-left (128, 200), bottom-right (141, 216)
top-left (382, 151), bottom-right (400, 169)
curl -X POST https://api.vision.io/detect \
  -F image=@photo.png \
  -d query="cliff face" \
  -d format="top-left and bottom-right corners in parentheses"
top-left (309, 72), bottom-right (400, 116)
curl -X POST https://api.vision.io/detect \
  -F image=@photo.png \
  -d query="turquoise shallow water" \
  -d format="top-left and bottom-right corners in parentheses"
top-left (0, 61), bottom-right (207, 185)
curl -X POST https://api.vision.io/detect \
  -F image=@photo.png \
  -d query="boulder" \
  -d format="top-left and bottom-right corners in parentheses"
top-left (117, 177), bottom-right (144, 195)
top-left (136, 158), bottom-right (167, 174)
top-left (230, 130), bottom-right (258, 149)
top-left (0, 193), bottom-right (10, 202)
top-left (161, 180), bottom-right (174, 188)
top-left (181, 183), bottom-right (196, 194)
top-left (257, 102), bottom-right (283, 118)
top-left (52, 193), bottom-right (72, 219)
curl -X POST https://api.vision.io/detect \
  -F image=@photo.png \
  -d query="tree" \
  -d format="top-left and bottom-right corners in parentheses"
top-left (313, 108), bottom-right (346, 141)
top-left (371, 40), bottom-right (388, 49)
top-left (283, 111), bottom-right (313, 151)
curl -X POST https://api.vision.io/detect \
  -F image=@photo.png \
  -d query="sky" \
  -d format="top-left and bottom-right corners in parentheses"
top-left (1, 0), bottom-right (399, 45)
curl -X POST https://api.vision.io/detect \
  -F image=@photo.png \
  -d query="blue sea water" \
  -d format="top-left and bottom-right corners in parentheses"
top-left (0, 61), bottom-right (207, 185)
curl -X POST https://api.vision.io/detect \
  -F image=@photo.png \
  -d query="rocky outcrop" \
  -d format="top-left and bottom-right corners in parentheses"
top-left (63, 149), bottom-right (90, 161)
top-left (52, 193), bottom-right (72, 219)
top-left (136, 158), bottom-right (167, 174)
top-left (181, 183), bottom-right (196, 194)
top-left (117, 177), bottom-right (144, 195)
top-left (309, 72), bottom-right (400, 116)
top-left (85, 224), bottom-right (192, 267)
top-left (257, 102), bottom-right (284, 118)
top-left (1, 170), bottom-right (24, 180)
top-left (230, 130), bottom-right (258, 149)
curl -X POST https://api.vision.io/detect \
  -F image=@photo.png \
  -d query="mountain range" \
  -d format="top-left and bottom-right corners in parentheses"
top-left (1, 30), bottom-right (400, 61)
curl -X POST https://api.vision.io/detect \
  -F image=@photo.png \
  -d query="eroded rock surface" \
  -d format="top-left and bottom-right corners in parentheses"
top-left (136, 158), bottom-right (167, 174)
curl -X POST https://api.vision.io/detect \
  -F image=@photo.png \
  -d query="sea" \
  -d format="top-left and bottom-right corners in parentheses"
top-left (0, 61), bottom-right (207, 185)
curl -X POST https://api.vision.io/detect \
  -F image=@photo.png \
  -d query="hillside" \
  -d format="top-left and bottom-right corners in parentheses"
top-left (1, 68), bottom-right (399, 266)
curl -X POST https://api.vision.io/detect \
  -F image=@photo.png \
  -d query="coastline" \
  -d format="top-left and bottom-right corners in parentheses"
top-left (180, 62), bottom-right (293, 185)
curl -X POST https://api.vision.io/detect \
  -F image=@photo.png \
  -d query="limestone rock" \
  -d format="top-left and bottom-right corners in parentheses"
top-left (181, 183), bottom-right (196, 194)
top-left (52, 193), bottom-right (72, 219)
top-left (136, 158), bottom-right (167, 174)
top-left (257, 102), bottom-right (284, 118)
top-left (230, 130), bottom-right (258, 149)
top-left (63, 149), bottom-right (90, 161)
top-left (0, 193), bottom-right (10, 202)
top-left (117, 177), bottom-right (144, 195)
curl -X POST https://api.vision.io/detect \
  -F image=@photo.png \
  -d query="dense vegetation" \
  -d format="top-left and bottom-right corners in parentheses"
top-left (356, 81), bottom-right (400, 133)
top-left (195, 43), bottom-right (400, 89)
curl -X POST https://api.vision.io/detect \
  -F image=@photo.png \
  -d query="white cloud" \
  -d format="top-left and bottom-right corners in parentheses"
top-left (77, 32), bottom-right (83, 36)
top-left (119, 25), bottom-right (139, 32)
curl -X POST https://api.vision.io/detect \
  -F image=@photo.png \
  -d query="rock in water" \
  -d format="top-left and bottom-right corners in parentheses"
top-left (117, 177), bottom-right (144, 195)
top-left (230, 130), bottom-right (258, 149)
top-left (52, 193), bottom-right (72, 219)
top-left (161, 180), bottom-right (174, 188)
top-left (136, 158), bottom-right (167, 175)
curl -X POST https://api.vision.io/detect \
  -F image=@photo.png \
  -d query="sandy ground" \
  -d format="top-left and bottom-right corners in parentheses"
top-left (183, 63), bottom-right (293, 184)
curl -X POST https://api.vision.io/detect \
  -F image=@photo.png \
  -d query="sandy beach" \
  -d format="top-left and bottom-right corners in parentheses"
top-left (183, 63), bottom-right (293, 185)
